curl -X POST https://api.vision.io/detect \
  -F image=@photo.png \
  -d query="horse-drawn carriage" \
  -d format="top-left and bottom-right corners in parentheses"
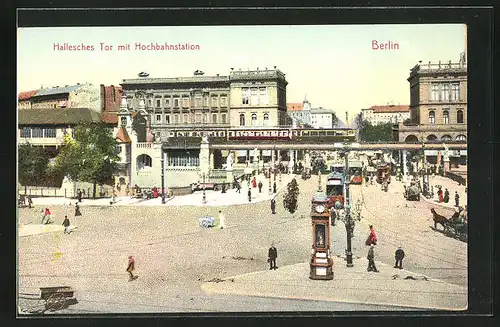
top-left (431, 208), bottom-right (468, 242)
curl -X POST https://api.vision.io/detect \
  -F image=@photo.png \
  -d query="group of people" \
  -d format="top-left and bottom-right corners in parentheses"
top-left (365, 225), bottom-right (405, 272)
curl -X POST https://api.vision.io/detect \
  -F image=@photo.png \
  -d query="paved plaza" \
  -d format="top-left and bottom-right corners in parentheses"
top-left (17, 173), bottom-right (467, 314)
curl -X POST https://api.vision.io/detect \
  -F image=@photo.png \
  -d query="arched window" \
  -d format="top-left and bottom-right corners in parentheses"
top-left (251, 113), bottom-right (257, 126)
top-left (456, 134), bottom-right (466, 141)
top-left (239, 113), bottom-right (245, 126)
top-left (441, 135), bottom-right (452, 141)
top-left (443, 111), bottom-right (449, 124)
top-left (426, 134), bottom-right (438, 142)
top-left (405, 135), bottom-right (419, 143)
top-left (428, 111), bottom-right (435, 124)
top-left (120, 116), bottom-right (127, 127)
top-left (457, 110), bottom-right (464, 123)
top-left (136, 154), bottom-right (152, 170)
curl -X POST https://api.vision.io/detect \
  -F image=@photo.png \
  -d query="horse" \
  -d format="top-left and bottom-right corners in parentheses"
top-left (430, 208), bottom-right (450, 231)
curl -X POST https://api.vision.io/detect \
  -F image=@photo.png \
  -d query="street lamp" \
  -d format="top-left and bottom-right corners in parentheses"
top-left (202, 172), bottom-right (207, 204)
top-left (342, 145), bottom-right (354, 267)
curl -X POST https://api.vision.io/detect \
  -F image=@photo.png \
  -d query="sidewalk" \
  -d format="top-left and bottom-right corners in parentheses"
top-left (201, 259), bottom-right (467, 311)
top-left (29, 174), bottom-right (296, 207)
top-left (19, 224), bottom-right (78, 237)
top-left (423, 175), bottom-right (467, 210)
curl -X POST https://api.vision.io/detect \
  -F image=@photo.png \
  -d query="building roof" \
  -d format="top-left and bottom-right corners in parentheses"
top-left (18, 90), bottom-right (39, 101)
top-left (18, 108), bottom-right (101, 125)
top-left (310, 108), bottom-right (335, 115)
top-left (33, 84), bottom-right (83, 97)
top-left (115, 127), bottom-right (131, 143)
top-left (287, 103), bottom-right (303, 111)
top-left (369, 105), bottom-right (409, 113)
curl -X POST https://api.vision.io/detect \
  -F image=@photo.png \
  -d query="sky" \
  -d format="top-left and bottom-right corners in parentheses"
top-left (17, 24), bottom-right (466, 121)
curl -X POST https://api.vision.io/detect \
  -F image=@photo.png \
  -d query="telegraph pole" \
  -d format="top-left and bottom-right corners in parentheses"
top-left (161, 150), bottom-right (166, 204)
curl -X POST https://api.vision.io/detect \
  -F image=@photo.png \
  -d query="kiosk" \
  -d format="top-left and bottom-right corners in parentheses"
top-left (310, 192), bottom-right (334, 280)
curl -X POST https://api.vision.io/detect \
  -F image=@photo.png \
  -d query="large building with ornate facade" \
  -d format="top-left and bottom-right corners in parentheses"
top-left (396, 55), bottom-right (467, 143)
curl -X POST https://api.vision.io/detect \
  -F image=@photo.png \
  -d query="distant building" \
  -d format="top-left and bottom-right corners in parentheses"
top-left (27, 83), bottom-right (101, 112)
top-left (310, 107), bottom-right (337, 129)
top-left (287, 97), bottom-right (311, 127)
top-left (18, 89), bottom-right (39, 109)
top-left (361, 104), bottom-right (410, 125)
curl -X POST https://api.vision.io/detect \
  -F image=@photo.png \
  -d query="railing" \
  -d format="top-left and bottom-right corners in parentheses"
top-left (136, 143), bottom-right (153, 149)
top-left (19, 186), bottom-right (113, 198)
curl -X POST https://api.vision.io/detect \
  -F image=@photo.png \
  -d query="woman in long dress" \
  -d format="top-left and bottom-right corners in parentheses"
top-left (75, 203), bottom-right (82, 217)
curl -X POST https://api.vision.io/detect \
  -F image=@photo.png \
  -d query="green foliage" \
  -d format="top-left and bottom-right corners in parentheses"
top-left (283, 178), bottom-right (300, 214)
top-left (18, 142), bottom-right (50, 186)
top-left (55, 122), bottom-right (120, 194)
top-left (357, 119), bottom-right (394, 142)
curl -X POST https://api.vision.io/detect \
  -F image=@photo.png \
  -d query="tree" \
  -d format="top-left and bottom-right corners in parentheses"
top-left (357, 120), bottom-right (394, 142)
top-left (55, 122), bottom-right (120, 198)
top-left (283, 178), bottom-right (300, 215)
top-left (18, 142), bottom-right (50, 189)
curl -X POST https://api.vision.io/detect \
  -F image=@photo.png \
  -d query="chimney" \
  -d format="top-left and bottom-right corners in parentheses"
top-left (345, 111), bottom-right (349, 125)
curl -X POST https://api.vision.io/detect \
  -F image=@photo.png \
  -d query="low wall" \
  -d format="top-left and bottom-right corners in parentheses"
top-left (445, 171), bottom-right (467, 186)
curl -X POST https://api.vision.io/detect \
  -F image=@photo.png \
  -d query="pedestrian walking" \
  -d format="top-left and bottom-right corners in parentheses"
top-left (367, 245), bottom-right (379, 272)
top-left (218, 210), bottom-right (225, 229)
top-left (43, 208), bottom-right (52, 224)
top-left (236, 182), bottom-right (241, 193)
top-left (248, 188), bottom-right (252, 202)
top-left (394, 246), bottom-right (405, 269)
top-left (126, 256), bottom-right (136, 281)
top-left (252, 176), bottom-right (257, 188)
top-left (268, 243), bottom-right (278, 270)
top-left (62, 215), bottom-right (71, 234)
top-left (455, 191), bottom-right (460, 207)
top-left (27, 195), bottom-right (33, 208)
top-left (330, 206), bottom-right (336, 226)
top-left (74, 203), bottom-right (82, 217)
top-left (437, 188), bottom-right (443, 203)
top-left (365, 225), bottom-right (377, 246)
top-left (221, 183), bottom-right (226, 193)
top-left (77, 190), bottom-right (82, 203)
top-left (273, 182), bottom-right (277, 194)
top-left (258, 181), bottom-right (263, 193)
top-left (270, 197), bottom-right (276, 214)
top-left (444, 188), bottom-right (450, 203)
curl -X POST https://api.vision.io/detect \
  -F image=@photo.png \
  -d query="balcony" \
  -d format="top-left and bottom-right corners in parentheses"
top-left (136, 142), bottom-right (153, 149)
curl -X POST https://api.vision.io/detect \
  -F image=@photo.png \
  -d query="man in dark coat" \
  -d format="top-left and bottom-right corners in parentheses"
top-left (62, 215), bottom-right (71, 234)
top-left (75, 203), bottom-right (82, 217)
top-left (270, 198), bottom-right (276, 214)
top-left (77, 190), bottom-right (82, 203)
top-left (268, 243), bottom-right (278, 270)
top-left (273, 182), bottom-right (277, 194)
top-left (258, 181), bottom-right (263, 193)
top-left (455, 191), bottom-right (460, 207)
top-left (126, 256), bottom-right (136, 281)
top-left (394, 246), bottom-right (405, 269)
top-left (248, 188), bottom-right (252, 202)
top-left (367, 245), bottom-right (379, 272)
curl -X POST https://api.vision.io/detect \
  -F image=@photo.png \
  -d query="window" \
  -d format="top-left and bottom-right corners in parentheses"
top-left (183, 114), bottom-right (189, 124)
top-left (250, 88), bottom-right (259, 105)
top-left (44, 128), bottom-right (56, 138)
top-left (136, 154), bottom-right (152, 170)
top-left (174, 98), bottom-right (179, 108)
top-left (156, 114), bottom-right (161, 122)
top-left (120, 116), bottom-right (127, 127)
top-left (165, 115), bottom-right (170, 124)
top-left (259, 87), bottom-right (268, 105)
top-left (239, 113), bottom-right (245, 126)
top-left (251, 113), bottom-right (257, 126)
top-left (31, 128), bottom-right (43, 138)
top-left (457, 110), bottom-right (464, 123)
top-left (148, 99), bottom-right (152, 107)
top-left (211, 97), bottom-right (218, 107)
top-left (204, 97), bottom-right (209, 107)
top-left (20, 127), bottom-right (31, 138)
top-left (165, 98), bottom-right (170, 107)
top-left (221, 113), bottom-right (227, 124)
top-left (441, 84), bottom-right (450, 102)
top-left (203, 113), bottom-right (208, 124)
top-left (242, 88), bottom-right (250, 105)
top-left (456, 134), bottom-right (466, 141)
top-left (115, 145), bottom-right (122, 154)
top-left (431, 83), bottom-right (440, 101)
top-left (220, 97), bottom-right (227, 107)
top-left (195, 113), bottom-right (202, 123)
top-left (451, 83), bottom-right (460, 101)
top-left (156, 99), bottom-right (161, 107)
top-left (443, 110), bottom-right (449, 124)
top-left (173, 114), bottom-right (180, 124)
top-left (212, 113), bottom-right (217, 124)
top-left (429, 111), bottom-right (435, 124)
top-left (168, 151), bottom-right (200, 167)
top-left (441, 135), bottom-right (452, 141)
top-left (195, 97), bottom-right (203, 108)
top-left (182, 97), bottom-right (189, 108)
